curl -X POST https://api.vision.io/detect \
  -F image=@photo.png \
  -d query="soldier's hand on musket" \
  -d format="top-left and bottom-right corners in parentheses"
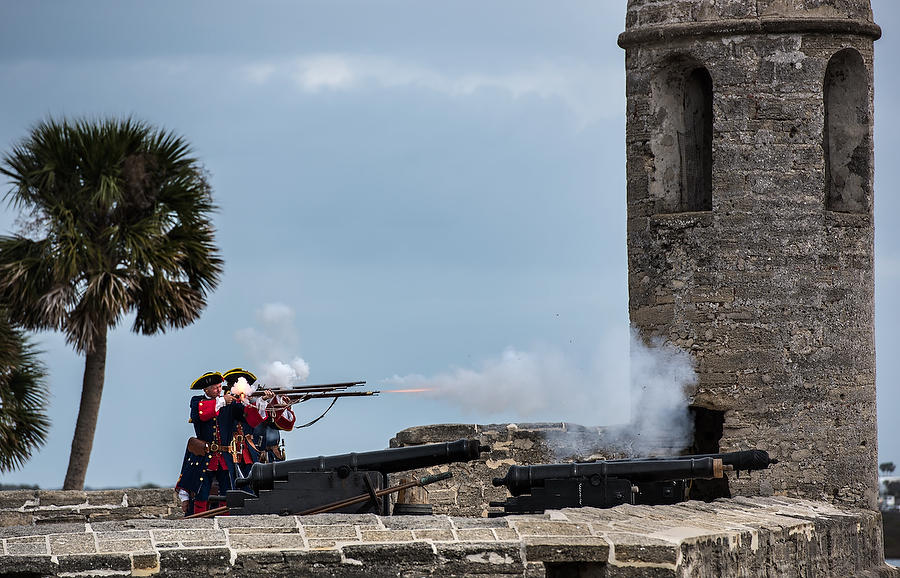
top-left (263, 389), bottom-right (275, 400)
top-left (223, 393), bottom-right (235, 404)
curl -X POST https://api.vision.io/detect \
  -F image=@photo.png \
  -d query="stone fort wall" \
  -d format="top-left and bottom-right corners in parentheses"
top-left (0, 488), bottom-right (180, 528)
top-left (0, 493), bottom-right (892, 577)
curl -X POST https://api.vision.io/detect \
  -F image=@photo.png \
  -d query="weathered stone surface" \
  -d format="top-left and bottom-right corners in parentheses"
top-left (304, 524), bottom-right (359, 540)
top-left (605, 533), bottom-right (680, 565)
top-left (91, 517), bottom-right (216, 531)
top-left (132, 551), bottom-right (160, 571)
top-left (229, 526), bottom-right (299, 534)
top-left (0, 497), bottom-right (893, 576)
top-left (620, 0), bottom-right (880, 512)
top-left (6, 535), bottom-right (49, 556)
top-left (392, 423), bottom-right (479, 445)
top-left (342, 541), bottom-right (437, 565)
top-left (413, 528), bottom-right (456, 541)
top-left (85, 489), bottom-right (126, 506)
top-left (97, 538), bottom-right (154, 553)
top-left (48, 532), bottom-right (96, 555)
top-left (0, 522), bottom-right (85, 538)
top-left (0, 490), bottom-right (38, 509)
top-left (57, 552), bottom-right (131, 574)
top-left (229, 532), bottom-right (307, 550)
top-left (157, 547), bottom-right (232, 576)
top-left (359, 529), bottom-right (414, 542)
top-left (150, 528), bottom-right (226, 544)
top-left (0, 511), bottom-right (33, 528)
top-left (127, 488), bottom-right (180, 507)
top-left (511, 519), bottom-right (593, 537)
top-left (217, 513), bottom-right (297, 529)
top-left (38, 490), bottom-right (87, 506)
top-left (0, 489), bottom-right (181, 526)
top-left (457, 528), bottom-right (499, 541)
top-left (436, 542), bottom-right (526, 575)
top-left (0, 554), bottom-right (58, 575)
top-left (524, 536), bottom-right (611, 563)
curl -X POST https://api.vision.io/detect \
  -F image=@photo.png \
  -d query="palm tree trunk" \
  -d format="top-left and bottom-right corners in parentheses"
top-left (62, 327), bottom-right (107, 490)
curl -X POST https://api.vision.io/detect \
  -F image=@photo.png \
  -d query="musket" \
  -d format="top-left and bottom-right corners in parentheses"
top-left (249, 381), bottom-right (366, 396)
top-left (264, 390), bottom-right (379, 412)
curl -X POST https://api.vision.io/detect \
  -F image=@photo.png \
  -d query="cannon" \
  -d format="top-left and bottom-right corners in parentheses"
top-left (489, 450), bottom-right (777, 515)
top-left (226, 438), bottom-right (489, 515)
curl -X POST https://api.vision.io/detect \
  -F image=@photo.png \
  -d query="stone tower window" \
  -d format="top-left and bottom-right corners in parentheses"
top-left (824, 48), bottom-right (870, 213)
top-left (650, 61), bottom-right (713, 213)
top-left (680, 68), bottom-right (713, 212)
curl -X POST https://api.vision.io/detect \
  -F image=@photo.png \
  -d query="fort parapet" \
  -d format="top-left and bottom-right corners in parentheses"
top-left (0, 492), bottom-right (892, 577)
top-left (0, 424), bottom-right (895, 575)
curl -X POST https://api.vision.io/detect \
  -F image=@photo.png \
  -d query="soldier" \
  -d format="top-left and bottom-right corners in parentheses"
top-left (175, 371), bottom-right (247, 515)
top-left (223, 367), bottom-right (272, 479)
top-left (254, 389), bottom-right (297, 463)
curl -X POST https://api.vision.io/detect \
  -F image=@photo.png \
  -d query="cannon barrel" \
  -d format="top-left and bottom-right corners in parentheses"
top-left (492, 457), bottom-right (723, 497)
top-left (236, 438), bottom-right (489, 492)
top-left (606, 450), bottom-right (777, 471)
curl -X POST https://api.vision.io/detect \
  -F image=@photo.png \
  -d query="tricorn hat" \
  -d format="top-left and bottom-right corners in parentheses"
top-left (223, 367), bottom-right (257, 386)
top-left (190, 371), bottom-right (224, 390)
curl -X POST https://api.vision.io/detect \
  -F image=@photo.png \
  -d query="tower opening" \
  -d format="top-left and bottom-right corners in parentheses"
top-left (650, 60), bottom-right (714, 214)
top-left (680, 68), bottom-right (713, 212)
top-left (686, 405), bottom-right (729, 500)
top-left (824, 48), bottom-right (870, 213)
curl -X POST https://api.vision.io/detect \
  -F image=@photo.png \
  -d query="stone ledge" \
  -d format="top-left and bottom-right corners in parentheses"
top-left (0, 488), bottom-right (181, 528)
top-left (0, 497), bottom-right (894, 577)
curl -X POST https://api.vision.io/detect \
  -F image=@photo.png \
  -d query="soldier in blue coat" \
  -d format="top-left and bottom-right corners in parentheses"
top-left (175, 371), bottom-right (245, 515)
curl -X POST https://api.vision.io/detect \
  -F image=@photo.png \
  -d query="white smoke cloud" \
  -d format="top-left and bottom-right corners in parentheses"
top-left (234, 303), bottom-right (311, 388)
top-left (384, 325), bottom-right (696, 456)
top-left (229, 376), bottom-right (257, 399)
top-left (608, 331), bottom-right (696, 456)
top-left (263, 357), bottom-right (311, 388)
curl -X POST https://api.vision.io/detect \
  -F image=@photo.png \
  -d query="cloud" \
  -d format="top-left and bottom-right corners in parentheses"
top-left (240, 53), bottom-right (623, 127)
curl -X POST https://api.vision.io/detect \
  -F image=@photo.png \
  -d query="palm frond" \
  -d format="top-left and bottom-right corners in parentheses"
top-left (0, 116), bottom-right (223, 354)
top-left (0, 310), bottom-right (50, 473)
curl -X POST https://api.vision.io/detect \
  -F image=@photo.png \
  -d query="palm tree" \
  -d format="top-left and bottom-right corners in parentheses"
top-left (0, 117), bottom-right (223, 489)
top-left (0, 308), bottom-right (50, 473)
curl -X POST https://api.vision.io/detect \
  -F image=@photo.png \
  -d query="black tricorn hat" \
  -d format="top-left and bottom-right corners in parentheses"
top-left (223, 368), bottom-right (257, 386)
top-left (190, 371), bottom-right (224, 390)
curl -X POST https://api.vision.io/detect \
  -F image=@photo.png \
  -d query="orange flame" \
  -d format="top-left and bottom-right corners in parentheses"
top-left (384, 388), bottom-right (433, 394)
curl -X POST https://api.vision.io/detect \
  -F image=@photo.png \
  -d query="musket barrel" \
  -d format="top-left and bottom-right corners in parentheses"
top-left (236, 438), bottom-right (489, 492)
top-left (492, 457), bottom-right (723, 497)
top-left (288, 391), bottom-right (378, 400)
top-left (249, 382), bottom-right (366, 396)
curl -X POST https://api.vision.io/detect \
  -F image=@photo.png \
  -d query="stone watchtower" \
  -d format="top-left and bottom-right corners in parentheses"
top-left (619, 1), bottom-right (881, 508)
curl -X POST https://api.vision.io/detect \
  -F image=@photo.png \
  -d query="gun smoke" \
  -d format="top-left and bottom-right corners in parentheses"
top-left (385, 325), bottom-right (696, 457)
top-left (228, 376), bottom-right (257, 398)
top-left (235, 303), bottom-right (311, 388)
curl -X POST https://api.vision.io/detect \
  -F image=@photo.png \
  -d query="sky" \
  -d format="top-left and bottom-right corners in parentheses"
top-left (0, 1), bottom-right (898, 489)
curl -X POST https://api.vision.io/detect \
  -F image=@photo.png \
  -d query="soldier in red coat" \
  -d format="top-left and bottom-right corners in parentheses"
top-left (223, 367), bottom-right (272, 479)
top-left (175, 371), bottom-right (254, 515)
